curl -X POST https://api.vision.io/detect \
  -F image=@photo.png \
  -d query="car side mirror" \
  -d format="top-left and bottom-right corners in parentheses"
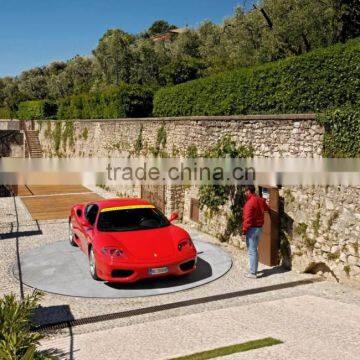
top-left (169, 212), bottom-right (179, 222)
top-left (80, 218), bottom-right (91, 227)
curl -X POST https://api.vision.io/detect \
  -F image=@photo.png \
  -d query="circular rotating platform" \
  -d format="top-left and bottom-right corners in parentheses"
top-left (13, 240), bottom-right (232, 298)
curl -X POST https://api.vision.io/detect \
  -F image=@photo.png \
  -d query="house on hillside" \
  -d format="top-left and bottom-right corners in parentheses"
top-left (151, 28), bottom-right (187, 42)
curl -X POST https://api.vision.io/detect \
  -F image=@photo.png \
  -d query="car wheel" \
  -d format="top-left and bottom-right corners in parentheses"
top-left (68, 222), bottom-right (77, 247)
top-left (89, 247), bottom-right (101, 281)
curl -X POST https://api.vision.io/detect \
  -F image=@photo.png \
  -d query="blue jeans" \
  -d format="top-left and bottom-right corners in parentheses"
top-left (246, 227), bottom-right (263, 275)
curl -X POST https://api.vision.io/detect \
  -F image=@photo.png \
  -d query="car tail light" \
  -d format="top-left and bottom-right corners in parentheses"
top-left (101, 247), bottom-right (124, 258)
top-left (178, 238), bottom-right (194, 251)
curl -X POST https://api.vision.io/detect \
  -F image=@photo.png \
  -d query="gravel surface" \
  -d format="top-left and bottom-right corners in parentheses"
top-left (1, 188), bottom-right (360, 359)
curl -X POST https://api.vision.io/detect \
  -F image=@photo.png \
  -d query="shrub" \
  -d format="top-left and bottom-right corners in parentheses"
top-left (153, 38), bottom-right (360, 117)
top-left (160, 57), bottom-right (204, 85)
top-left (17, 101), bottom-right (58, 120)
top-left (57, 84), bottom-right (154, 119)
top-left (0, 107), bottom-right (11, 119)
top-left (317, 105), bottom-right (360, 157)
top-left (0, 291), bottom-right (55, 359)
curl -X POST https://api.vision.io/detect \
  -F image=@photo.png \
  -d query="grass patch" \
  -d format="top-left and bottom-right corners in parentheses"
top-left (169, 337), bottom-right (282, 360)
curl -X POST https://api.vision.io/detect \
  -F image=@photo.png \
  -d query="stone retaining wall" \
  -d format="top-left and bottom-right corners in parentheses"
top-left (281, 186), bottom-right (360, 285)
top-left (0, 130), bottom-right (24, 158)
top-left (21, 115), bottom-right (359, 284)
top-left (32, 114), bottom-right (322, 158)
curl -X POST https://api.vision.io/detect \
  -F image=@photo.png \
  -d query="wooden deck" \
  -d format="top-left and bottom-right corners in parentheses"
top-left (17, 185), bottom-right (91, 197)
top-left (20, 186), bottom-right (103, 220)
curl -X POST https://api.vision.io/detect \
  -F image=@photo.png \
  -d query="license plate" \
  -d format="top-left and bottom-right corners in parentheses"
top-left (149, 267), bottom-right (168, 275)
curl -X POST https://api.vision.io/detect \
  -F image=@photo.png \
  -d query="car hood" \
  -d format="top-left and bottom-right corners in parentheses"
top-left (96, 225), bottom-right (190, 262)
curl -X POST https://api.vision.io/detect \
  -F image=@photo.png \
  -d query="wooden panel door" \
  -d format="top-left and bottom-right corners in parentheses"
top-left (258, 186), bottom-right (280, 266)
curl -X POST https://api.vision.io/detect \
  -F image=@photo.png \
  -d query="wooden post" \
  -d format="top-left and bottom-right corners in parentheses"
top-left (258, 186), bottom-right (280, 266)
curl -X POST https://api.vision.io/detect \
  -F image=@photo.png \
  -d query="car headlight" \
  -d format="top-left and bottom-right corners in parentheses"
top-left (101, 247), bottom-right (124, 258)
top-left (178, 238), bottom-right (194, 251)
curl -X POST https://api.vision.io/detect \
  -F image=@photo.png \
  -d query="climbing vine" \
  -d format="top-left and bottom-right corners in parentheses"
top-left (186, 144), bottom-right (198, 158)
top-left (150, 123), bottom-right (167, 157)
top-left (81, 127), bottom-right (88, 140)
top-left (198, 136), bottom-right (254, 242)
top-left (61, 121), bottom-right (75, 151)
top-left (134, 124), bottom-right (143, 155)
top-left (199, 136), bottom-right (254, 213)
top-left (44, 121), bottom-right (52, 138)
top-left (50, 120), bottom-right (75, 155)
top-left (52, 122), bottom-right (62, 153)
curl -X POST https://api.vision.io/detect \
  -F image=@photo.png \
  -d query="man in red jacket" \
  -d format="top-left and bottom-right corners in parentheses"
top-left (242, 185), bottom-right (269, 279)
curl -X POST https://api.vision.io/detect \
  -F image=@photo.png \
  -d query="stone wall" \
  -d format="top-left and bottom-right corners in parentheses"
top-left (31, 114), bottom-right (322, 158)
top-left (182, 185), bottom-right (360, 284)
top-left (281, 186), bottom-right (360, 285)
top-left (21, 115), bottom-right (359, 284)
top-left (0, 131), bottom-right (24, 157)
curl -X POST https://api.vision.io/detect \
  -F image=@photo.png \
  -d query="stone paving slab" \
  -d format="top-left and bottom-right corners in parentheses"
top-left (1, 188), bottom-right (360, 339)
top-left (40, 295), bottom-right (360, 360)
top-left (1, 210), bottom-right (360, 333)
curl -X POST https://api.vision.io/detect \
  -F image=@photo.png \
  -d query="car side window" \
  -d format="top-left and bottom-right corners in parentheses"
top-left (85, 204), bottom-right (99, 226)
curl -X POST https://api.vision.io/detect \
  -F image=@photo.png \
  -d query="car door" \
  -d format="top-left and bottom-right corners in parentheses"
top-left (80, 204), bottom-right (99, 253)
top-left (72, 205), bottom-right (84, 247)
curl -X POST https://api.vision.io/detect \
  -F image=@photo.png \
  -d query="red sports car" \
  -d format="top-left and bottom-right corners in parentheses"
top-left (69, 198), bottom-right (197, 283)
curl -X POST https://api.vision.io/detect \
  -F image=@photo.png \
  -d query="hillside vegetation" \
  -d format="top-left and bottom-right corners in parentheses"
top-left (0, 0), bottom-right (359, 116)
top-left (154, 38), bottom-right (360, 116)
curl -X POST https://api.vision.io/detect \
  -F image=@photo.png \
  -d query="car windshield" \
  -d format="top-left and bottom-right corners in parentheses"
top-left (97, 208), bottom-right (170, 232)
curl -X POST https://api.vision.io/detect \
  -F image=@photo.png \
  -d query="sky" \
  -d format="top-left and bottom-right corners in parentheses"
top-left (0, 0), bottom-right (255, 77)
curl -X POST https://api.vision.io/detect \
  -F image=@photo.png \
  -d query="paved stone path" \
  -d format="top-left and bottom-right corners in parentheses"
top-left (40, 295), bottom-right (360, 360)
top-left (1, 186), bottom-right (360, 359)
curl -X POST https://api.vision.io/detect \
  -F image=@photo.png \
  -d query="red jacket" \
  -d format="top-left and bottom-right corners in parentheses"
top-left (242, 194), bottom-right (269, 235)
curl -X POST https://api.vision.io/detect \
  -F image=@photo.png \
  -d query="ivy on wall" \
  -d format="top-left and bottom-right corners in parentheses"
top-left (150, 123), bottom-right (167, 157)
top-left (198, 136), bottom-right (254, 242)
top-left (49, 120), bottom-right (75, 155)
top-left (134, 124), bottom-right (143, 155)
top-left (52, 122), bottom-right (62, 153)
top-left (61, 121), bottom-right (75, 151)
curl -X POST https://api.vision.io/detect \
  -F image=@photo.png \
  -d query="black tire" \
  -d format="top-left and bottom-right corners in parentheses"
top-left (68, 222), bottom-right (78, 247)
top-left (89, 247), bottom-right (101, 281)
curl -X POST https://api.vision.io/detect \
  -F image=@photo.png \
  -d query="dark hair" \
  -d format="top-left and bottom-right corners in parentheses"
top-left (245, 185), bottom-right (256, 194)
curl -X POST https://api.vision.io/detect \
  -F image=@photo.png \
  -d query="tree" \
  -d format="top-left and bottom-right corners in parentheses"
top-left (160, 57), bottom-right (204, 85)
top-left (1, 0), bottom-right (359, 108)
top-left (0, 78), bottom-right (6, 106)
top-left (66, 56), bottom-right (96, 93)
top-left (93, 29), bottom-right (134, 85)
top-left (318, 0), bottom-right (360, 43)
top-left (1, 77), bottom-right (22, 116)
top-left (338, 0), bottom-right (360, 42)
top-left (18, 67), bottom-right (48, 100)
top-left (256, 0), bottom-right (335, 58)
top-left (171, 29), bottom-right (201, 58)
top-left (147, 20), bottom-right (177, 37)
top-left (130, 39), bottom-right (161, 85)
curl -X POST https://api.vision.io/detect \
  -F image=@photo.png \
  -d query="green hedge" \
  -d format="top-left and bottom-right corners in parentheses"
top-left (0, 107), bottom-right (11, 119)
top-left (153, 38), bottom-right (360, 116)
top-left (57, 84), bottom-right (154, 119)
top-left (318, 105), bottom-right (360, 157)
top-left (17, 100), bottom-right (58, 120)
